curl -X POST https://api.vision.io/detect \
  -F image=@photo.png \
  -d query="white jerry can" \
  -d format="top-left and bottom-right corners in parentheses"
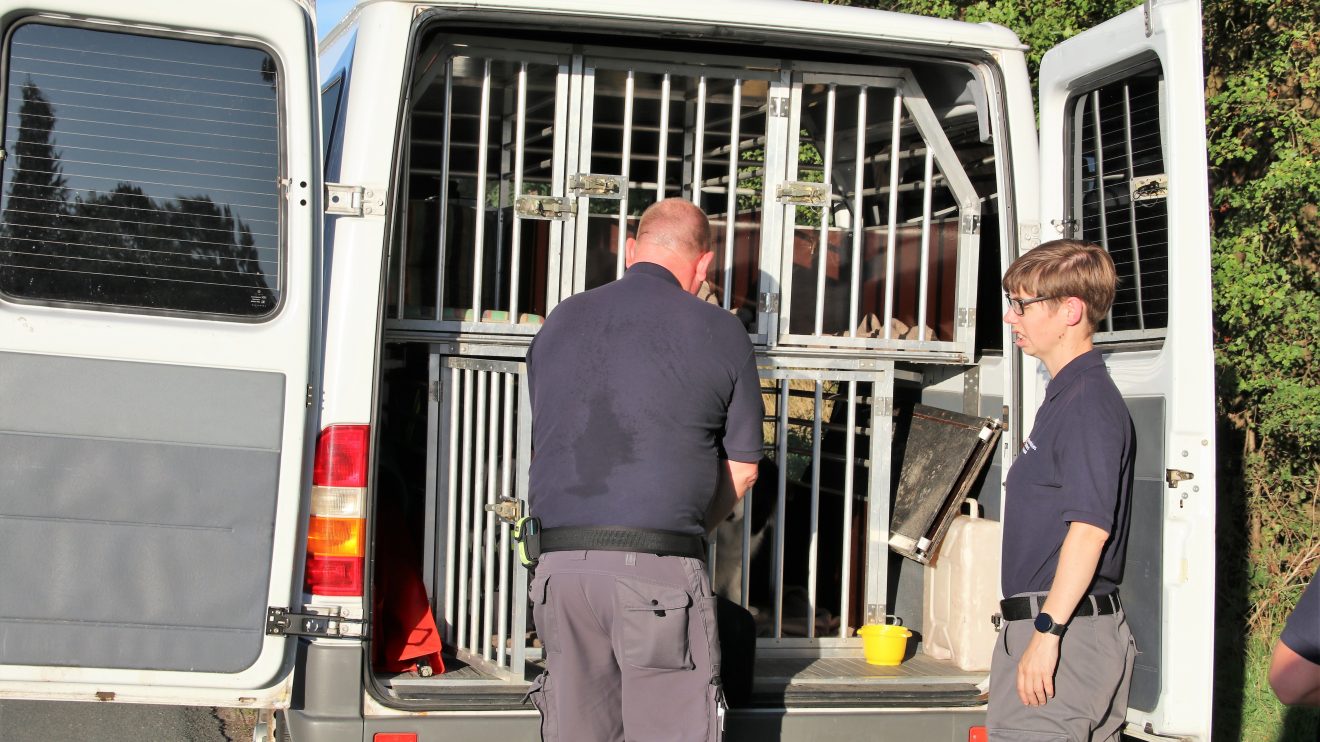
top-left (921, 499), bottom-right (1001, 671)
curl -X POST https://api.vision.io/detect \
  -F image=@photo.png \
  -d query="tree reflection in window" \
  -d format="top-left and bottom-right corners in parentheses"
top-left (0, 24), bottom-right (281, 317)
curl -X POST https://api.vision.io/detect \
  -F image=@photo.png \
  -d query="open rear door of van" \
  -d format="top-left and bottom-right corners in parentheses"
top-left (1038, 0), bottom-right (1215, 738)
top-left (0, 0), bottom-right (320, 707)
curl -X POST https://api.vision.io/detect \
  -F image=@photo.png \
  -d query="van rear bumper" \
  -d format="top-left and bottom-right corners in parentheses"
top-left (289, 705), bottom-right (986, 741)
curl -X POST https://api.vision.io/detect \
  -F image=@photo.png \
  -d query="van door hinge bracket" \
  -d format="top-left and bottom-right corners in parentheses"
top-left (776, 181), bottom-right (828, 206)
top-left (769, 97), bottom-right (789, 117)
top-left (961, 213), bottom-right (980, 234)
top-left (267, 608), bottom-right (365, 639)
top-left (325, 183), bottom-right (386, 217)
top-left (760, 292), bottom-right (780, 314)
top-left (1165, 469), bottom-right (1194, 488)
top-left (515, 195), bottom-right (575, 220)
top-left (568, 173), bottom-right (626, 199)
top-left (305, 385), bottom-right (314, 407)
top-left (957, 307), bottom-right (975, 327)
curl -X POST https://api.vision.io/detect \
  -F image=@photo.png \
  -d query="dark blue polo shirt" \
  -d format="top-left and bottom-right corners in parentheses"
top-left (526, 261), bottom-right (764, 537)
top-left (1001, 349), bottom-right (1135, 597)
top-left (1281, 577), bottom-right (1320, 665)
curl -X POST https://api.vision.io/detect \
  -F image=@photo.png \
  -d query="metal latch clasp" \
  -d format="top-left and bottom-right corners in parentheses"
top-left (776, 181), bottom-right (828, 206)
top-left (515, 195), bottom-right (575, 220)
top-left (568, 173), bottom-right (626, 199)
top-left (484, 497), bottom-right (522, 524)
top-left (1165, 469), bottom-right (1194, 488)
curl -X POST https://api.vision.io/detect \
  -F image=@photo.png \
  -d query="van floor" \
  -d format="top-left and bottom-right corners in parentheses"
top-left (382, 650), bottom-right (984, 709)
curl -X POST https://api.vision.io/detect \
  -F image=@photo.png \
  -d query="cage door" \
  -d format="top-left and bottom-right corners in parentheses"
top-left (775, 69), bottom-right (982, 360)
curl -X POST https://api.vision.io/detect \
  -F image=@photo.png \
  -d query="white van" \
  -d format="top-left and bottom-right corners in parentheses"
top-left (0, 0), bottom-right (1216, 739)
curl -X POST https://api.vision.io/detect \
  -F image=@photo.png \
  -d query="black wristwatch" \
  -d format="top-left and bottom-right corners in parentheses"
top-left (1034, 612), bottom-right (1068, 636)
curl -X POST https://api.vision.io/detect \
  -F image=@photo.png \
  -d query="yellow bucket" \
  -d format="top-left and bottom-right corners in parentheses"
top-left (857, 620), bottom-right (912, 666)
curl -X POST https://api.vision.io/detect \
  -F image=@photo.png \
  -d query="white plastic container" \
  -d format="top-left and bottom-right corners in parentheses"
top-left (921, 499), bottom-right (1001, 671)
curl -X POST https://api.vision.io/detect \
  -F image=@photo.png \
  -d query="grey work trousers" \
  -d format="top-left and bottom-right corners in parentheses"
top-left (987, 593), bottom-right (1138, 742)
top-left (525, 550), bottom-right (724, 742)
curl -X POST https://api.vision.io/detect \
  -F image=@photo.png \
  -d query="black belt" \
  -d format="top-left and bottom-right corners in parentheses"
top-left (999, 592), bottom-right (1122, 622)
top-left (539, 526), bottom-right (707, 561)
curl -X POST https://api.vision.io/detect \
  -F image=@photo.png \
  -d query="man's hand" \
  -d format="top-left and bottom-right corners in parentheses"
top-left (1017, 631), bottom-right (1061, 706)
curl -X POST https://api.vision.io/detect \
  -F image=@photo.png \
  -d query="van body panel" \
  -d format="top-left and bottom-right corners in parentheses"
top-left (0, 0), bottom-right (320, 706)
top-left (1037, 0), bottom-right (1214, 737)
top-left (323, 0), bottom-right (1024, 55)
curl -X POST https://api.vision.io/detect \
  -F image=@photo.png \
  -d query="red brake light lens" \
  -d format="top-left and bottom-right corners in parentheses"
top-left (304, 554), bottom-right (364, 596)
top-left (313, 425), bottom-right (370, 488)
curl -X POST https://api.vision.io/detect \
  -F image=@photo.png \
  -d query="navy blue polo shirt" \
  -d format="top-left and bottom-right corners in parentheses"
top-left (1002, 349), bottom-right (1135, 597)
top-left (1281, 577), bottom-right (1320, 665)
top-left (526, 261), bottom-right (764, 537)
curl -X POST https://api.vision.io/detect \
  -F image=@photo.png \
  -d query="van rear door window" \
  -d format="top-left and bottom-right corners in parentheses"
top-left (0, 23), bottom-right (282, 318)
top-left (1069, 69), bottom-right (1168, 339)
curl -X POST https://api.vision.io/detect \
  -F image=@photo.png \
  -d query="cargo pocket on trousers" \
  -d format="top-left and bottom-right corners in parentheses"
top-left (530, 573), bottom-right (559, 655)
top-left (523, 671), bottom-right (557, 742)
top-left (616, 577), bottom-right (693, 670)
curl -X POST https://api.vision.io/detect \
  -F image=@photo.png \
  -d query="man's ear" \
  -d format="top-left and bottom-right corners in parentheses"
top-left (692, 251), bottom-right (716, 293)
top-left (624, 236), bottom-right (637, 268)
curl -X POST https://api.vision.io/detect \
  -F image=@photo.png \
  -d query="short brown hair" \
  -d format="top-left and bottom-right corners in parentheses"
top-left (1002, 239), bottom-right (1117, 329)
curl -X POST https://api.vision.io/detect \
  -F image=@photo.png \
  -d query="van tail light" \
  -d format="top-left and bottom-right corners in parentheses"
top-left (306, 425), bottom-right (369, 597)
top-left (968, 726), bottom-right (987, 742)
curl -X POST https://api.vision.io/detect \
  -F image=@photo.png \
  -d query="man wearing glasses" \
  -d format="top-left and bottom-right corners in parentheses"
top-left (988, 240), bottom-right (1138, 741)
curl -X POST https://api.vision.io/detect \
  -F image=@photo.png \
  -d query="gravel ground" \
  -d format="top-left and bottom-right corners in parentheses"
top-left (0, 701), bottom-right (259, 742)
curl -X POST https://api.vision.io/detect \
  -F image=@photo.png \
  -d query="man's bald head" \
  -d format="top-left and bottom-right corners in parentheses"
top-left (625, 199), bottom-right (715, 295)
top-left (635, 199), bottom-right (711, 260)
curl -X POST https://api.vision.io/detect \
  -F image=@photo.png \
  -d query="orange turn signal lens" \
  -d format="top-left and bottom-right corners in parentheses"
top-left (306, 515), bottom-right (365, 557)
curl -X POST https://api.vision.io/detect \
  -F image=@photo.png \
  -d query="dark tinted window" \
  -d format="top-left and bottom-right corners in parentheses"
top-left (0, 23), bottom-right (281, 317)
top-left (320, 76), bottom-right (342, 167)
top-left (1070, 70), bottom-right (1168, 335)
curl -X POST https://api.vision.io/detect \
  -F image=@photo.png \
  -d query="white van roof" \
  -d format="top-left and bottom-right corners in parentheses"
top-left (321, 0), bottom-right (1025, 53)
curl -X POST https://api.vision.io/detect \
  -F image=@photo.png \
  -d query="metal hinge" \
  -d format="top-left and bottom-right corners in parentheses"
top-left (769, 97), bottom-right (789, 118)
top-left (515, 195), bottom-right (575, 220)
top-left (305, 385), bottom-right (314, 407)
top-left (568, 173), bottom-right (626, 199)
top-left (266, 607), bottom-right (365, 639)
top-left (760, 292), bottom-right (780, 314)
top-left (957, 307), bottom-right (976, 328)
top-left (776, 181), bottom-right (828, 206)
top-left (961, 213), bottom-right (981, 234)
top-left (1166, 469), bottom-right (1195, 488)
top-left (875, 397), bottom-right (893, 417)
top-left (1143, 0), bottom-right (1153, 37)
top-left (325, 183), bottom-right (385, 217)
top-left (1049, 218), bottom-right (1077, 237)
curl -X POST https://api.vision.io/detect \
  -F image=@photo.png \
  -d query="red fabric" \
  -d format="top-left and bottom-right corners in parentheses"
top-left (374, 559), bottom-right (445, 674)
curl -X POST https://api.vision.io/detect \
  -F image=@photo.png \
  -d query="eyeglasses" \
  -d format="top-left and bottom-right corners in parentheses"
top-left (1005, 293), bottom-right (1058, 315)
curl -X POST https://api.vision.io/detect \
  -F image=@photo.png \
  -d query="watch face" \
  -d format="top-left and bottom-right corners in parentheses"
top-left (1034, 612), bottom-right (1054, 633)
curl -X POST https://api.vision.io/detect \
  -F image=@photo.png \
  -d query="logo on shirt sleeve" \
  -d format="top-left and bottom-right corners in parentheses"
top-left (1021, 437), bottom-right (1038, 453)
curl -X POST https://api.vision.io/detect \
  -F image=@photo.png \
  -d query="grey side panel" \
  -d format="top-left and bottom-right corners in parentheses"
top-left (281, 641), bottom-right (364, 742)
top-left (0, 352), bottom-right (284, 673)
top-left (1123, 396), bottom-right (1164, 712)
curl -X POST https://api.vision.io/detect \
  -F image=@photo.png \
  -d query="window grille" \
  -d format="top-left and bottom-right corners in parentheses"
top-left (1070, 71), bottom-right (1168, 336)
top-left (0, 23), bottom-right (282, 317)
